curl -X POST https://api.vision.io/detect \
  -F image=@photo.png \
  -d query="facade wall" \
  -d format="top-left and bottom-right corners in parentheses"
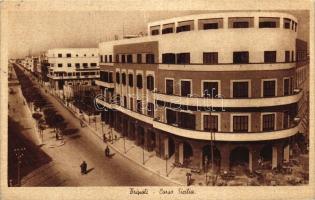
top-left (96, 11), bottom-right (306, 172)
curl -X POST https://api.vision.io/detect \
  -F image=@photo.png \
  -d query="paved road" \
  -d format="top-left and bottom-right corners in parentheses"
top-left (11, 67), bottom-right (174, 186)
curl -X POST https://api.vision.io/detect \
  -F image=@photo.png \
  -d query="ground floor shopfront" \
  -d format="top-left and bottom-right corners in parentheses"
top-left (101, 109), bottom-right (295, 174)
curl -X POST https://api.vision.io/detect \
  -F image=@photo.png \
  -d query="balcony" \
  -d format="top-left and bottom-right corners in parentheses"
top-left (95, 98), bottom-right (153, 124)
top-left (95, 80), bottom-right (114, 88)
top-left (47, 74), bottom-right (99, 80)
top-left (153, 120), bottom-right (301, 141)
top-left (158, 62), bottom-right (295, 71)
top-left (154, 90), bottom-right (303, 108)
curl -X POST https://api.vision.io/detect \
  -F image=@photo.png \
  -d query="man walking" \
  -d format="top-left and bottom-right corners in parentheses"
top-left (80, 161), bottom-right (87, 174)
top-left (105, 146), bottom-right (110, 157)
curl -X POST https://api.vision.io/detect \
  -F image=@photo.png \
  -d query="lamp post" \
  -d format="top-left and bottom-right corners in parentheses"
top-left (14, 147), bottom-right (26, 186)
top-left (165, 154), bottom-right (169, 176)
top-left (142, 139), bottom-right (145, 165)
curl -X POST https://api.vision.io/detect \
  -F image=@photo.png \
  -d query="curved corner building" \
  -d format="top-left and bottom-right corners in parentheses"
top-left (96, 12), bottom-right (308, 173)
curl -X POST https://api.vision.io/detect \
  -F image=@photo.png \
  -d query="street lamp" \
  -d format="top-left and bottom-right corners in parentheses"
top-left (165, 154), bottom-right (169, 176)
top-left (14, 147), bottom-right (26, 186)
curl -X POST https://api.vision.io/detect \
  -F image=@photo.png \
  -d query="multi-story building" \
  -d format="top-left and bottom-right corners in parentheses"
top-left (47, 48), bottom-right (100, 94)
top-left (96, 12), bottom-right (308, 173)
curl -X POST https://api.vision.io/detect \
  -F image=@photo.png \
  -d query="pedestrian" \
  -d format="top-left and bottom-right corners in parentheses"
top-left (105, 146), bottom-right (110, 157)
top-left (80, 161), bottom-right (87, 175)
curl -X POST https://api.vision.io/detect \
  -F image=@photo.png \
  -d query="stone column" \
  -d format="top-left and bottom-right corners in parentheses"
top-left (220, 147), bottom-right (230, 171)
top-left (155, 131), bottom-right (161, 157)
top-left (179, 143), bottom-right (184, 164)
top-left (134, 125), bottom-right (139, 146)
top-left (192, 147), bottom-right (203, 169)
top-left (272, 145), bottom-right (278, 169)
top-left (284, 144), bottom-right (290, 163)
top-left (249, 148), bottom-right (259, 173)
top-left (164, 137), bottom-right (169, 159)
top-left (144, 128), bottom-right (149, 151)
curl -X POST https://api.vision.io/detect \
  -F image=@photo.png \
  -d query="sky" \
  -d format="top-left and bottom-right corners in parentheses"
top-left (7, 9), bottom-right (309, 59)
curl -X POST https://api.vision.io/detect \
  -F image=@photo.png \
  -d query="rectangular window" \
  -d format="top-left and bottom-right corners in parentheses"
top-left (181, 80), bottom-right (191, 97)
top-left (58, 54), bottom-right (62, 58)
top-left (58, 63), bottom-right (63, 67)
top-left (263, 80), bottom-right (276, 97)
top-left (162, 53), bottom-right (176, 64)
top-left (147, 103), bottom-right (154, 117)
top-left (137, 54), bottom-right (142, 63)
top-left (128, 74), bottom-right (133, 87)
top-left (151, 29), bottom-right (159, 35)
top-left (284, 18), bottom-right (291, 29)
top-left (116, 72), bottom-right (120, 84)
top-left (166, 79), bottom-right (174, 95)
top-left (66, 53), bottom-right (71, 58)
top-left (123, 96), bottom-right (127, 108)
top-left (109, 55), bottom-right (112, 63)
top-left (146, 54), bottom-right (155, 64)
top-left (100, 55), bottom-right (103, 63)
top-left (83, 63), bottom-right (88, 67)
top-left (204, 23), bottom-right (218, 29)
top-left (136, 100), bottom-right (142, 113)
top-left (262, 114), bottom-right (275, 131)
top-left (91, 63), bottom-right (97, 67)
top-left (136, 74), bottom-right (143, 89)
top-left (233, 21), bottom-right (249, 28)
top-left (203, 82), bottom-right (218, 98)
top-left (285, 51), bottom-right (290, 62)
top-left (264, 51), bottom-right (277, 63)
top-left (67, 63), bottom-right (71, 67)
top-left (176, 53), bottom-right (190, 64)
top-left (179, 112), bottom-right (196, 130)
top-left (122, 73), bottom-right (126, 85)
top-left (284, 78), bottom-right (290, 96)
top-left (233, 81), bottom-right (249, 98)
top-left (147, 75), bottom-right (154, 91)
top-left (108, 72), bottom-right (113, 83)
top-left (259, 17), bottom-right (279, 28)
top-left (166, 109), bottom-right (177, 125)
top-left (105, 55), bottom-right (108, 63)
top-left (127, 54), bottom-right (133, 63)
top-left (233, 116), bottom-right (249, 132)
top-left (116, 55), bottom-right (119, 63)
top-left (204, 115), bottom-right (218, 132)
top-left (176, 25), bottom-right (191, 33)
top-left (121, 55), bottom-right (126, 63)
top-left (162, 27), bottom-right (174, 34)
top-left (233, 51), bottom-right (249, 64)
top-left (229, 17), bottom-right (253, 28)
top-left (203, 52), bottom-right (218, 64)
top-left (100, 71), bottom-right (108, 82)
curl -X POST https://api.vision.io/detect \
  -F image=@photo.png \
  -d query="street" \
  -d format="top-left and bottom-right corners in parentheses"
top-left (10, 67), bottom-right (174, 186)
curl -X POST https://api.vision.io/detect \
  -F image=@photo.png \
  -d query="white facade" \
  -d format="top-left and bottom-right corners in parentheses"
top-left (47, 48), bottom-right (99, 86)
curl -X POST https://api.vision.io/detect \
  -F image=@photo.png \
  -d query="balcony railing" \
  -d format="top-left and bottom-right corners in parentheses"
top-left (154, 89), bottom-right (303, 108)
top-left (95, 80), bottom-right (114, 88)
top-left (158, 62), bottom-right (295, 71)
top-left (153, 119), bottom-right (301, 141)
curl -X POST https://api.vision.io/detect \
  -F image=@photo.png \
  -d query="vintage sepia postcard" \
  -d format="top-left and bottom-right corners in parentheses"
top-left (0, 0), bottom-right (314, 199)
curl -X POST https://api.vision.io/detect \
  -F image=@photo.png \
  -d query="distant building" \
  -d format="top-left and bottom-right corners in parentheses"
top-left (95, 11), bottom-right (309, 173)
top-left (46, 48), bottom-right (100, 95)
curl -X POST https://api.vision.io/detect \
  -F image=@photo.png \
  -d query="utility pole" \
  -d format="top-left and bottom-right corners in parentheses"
top-left (14, 147), bottom-right (26, 186)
